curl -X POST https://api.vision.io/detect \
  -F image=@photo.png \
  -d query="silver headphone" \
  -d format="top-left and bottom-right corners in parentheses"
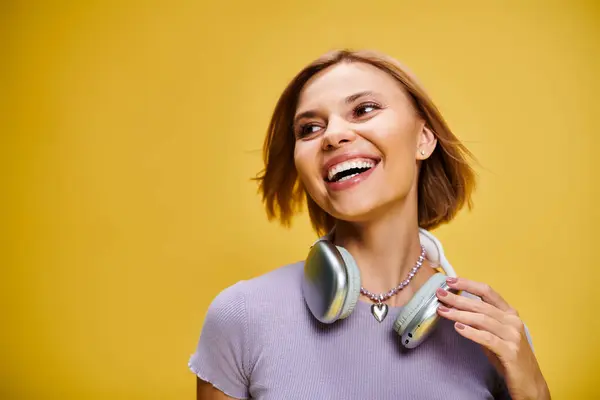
top-left (302, 228), bottom-right (458, 349)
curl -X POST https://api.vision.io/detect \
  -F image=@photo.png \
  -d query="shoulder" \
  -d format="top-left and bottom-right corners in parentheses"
top-left (198, 260), bottom-right (306, 357)
top-left (188, 261), bottom-right (306, 397)
top-left (240, 260), bottom-right (305, 296)
top-left (212, 261), bottom-right (305, 305)
top-left (205, 261), bottom-right (305, 327)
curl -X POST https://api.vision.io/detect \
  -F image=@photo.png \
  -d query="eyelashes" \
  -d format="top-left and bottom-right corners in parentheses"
top-left (354, 102), bottom-right (381, 117)
top-left (297, 124), bottom-right (322, 138)
top-left (295, 102), bottom-right (383, 138)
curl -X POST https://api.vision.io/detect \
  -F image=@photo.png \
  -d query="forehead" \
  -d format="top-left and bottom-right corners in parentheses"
top-left (296, 62), bottom-right (406, 109)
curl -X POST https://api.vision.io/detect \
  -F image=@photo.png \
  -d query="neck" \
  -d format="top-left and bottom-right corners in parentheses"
top-left (333, 200), bottom-right (434, 307)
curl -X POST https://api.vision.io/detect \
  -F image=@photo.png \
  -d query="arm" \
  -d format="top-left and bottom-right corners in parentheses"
top-left (196, 377), bottom-right (239, 400)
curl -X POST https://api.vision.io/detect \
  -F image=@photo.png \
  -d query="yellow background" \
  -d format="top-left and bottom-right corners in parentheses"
top-left (3, 1), bottom-right (599, 398)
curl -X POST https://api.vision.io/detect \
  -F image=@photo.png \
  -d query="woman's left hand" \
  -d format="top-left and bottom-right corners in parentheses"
top-left (436, 277), bottom-right (551, 400)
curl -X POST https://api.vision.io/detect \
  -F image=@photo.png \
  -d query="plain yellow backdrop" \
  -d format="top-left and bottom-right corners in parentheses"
top-left (3, 1), bottom-right (599, 398)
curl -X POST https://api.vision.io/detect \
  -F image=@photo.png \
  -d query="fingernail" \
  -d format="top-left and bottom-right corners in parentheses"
top-left (436, 288), bottom-right (447, 297)
top-left (438, 305), bottom-right (450, 312)
top-left (455, 322), bottom-right (466, 330)
top-left (446, 277), bottom-right (457, 284)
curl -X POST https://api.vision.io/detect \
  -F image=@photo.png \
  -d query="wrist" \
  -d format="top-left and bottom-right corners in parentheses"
top-left (527, 378), bottom-right (551, 400)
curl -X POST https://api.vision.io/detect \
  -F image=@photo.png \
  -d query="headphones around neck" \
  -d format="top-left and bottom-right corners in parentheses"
top-left (302, 228), bottom-right (458, 349)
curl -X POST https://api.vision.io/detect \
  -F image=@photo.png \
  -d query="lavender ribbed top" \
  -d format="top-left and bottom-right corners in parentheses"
top-left (188, 261), bottom-right (516, 399)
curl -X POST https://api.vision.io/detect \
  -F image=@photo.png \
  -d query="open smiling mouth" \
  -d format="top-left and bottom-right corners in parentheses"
top-left (325, 159), bottom-right (379, 183)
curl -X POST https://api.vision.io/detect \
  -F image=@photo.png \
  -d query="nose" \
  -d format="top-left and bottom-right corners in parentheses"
top-left (321, 116), bottom-right (356, 151)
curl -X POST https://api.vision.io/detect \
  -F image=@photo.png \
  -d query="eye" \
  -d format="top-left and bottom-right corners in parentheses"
top-left (354, 102), bottom-right (381, 118)
top-left (296, 123), bottom-right (323, 138)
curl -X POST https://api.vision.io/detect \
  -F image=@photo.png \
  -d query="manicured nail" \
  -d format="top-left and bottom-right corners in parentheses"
top-left (438, 305), bottom-right (450, 312)
top-left (436, 288), bottom-right (448, 297)
top-left (446, 277), bottom-right (458, 284)
top-left (455, 322), bottom-right (466, 330)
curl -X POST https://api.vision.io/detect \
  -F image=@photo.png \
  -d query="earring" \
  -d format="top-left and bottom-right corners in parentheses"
top-left (419, 149), bottom-right (426, 156)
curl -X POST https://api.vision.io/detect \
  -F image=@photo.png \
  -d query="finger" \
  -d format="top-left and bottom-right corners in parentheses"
top-left (437, 307), bottom-right (520, 342)
top-left (436, 287), bottom-right (506, 322)
top-left (446, 277), bottom-right (513, 313)
top-left (452, 322), bottom-right (512, 357)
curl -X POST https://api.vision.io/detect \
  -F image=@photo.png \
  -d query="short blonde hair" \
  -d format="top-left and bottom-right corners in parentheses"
top-left (255, 49), bottom-right (476, 235)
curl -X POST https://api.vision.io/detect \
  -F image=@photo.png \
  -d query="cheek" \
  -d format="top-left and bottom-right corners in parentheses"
top-left (368, 121), bottom-right (420, 186)
top-left (293, 142), bottom-right (319, 185)
top-left (385, 140), bottom-right (418, 181)
top-left (378, 116), bottom-right (419, 157)
top-left (367, 111), bottom-right (419, 148)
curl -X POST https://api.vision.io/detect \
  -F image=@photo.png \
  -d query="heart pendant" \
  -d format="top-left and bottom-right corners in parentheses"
top-left (371, 303), bottom-right (388, 322)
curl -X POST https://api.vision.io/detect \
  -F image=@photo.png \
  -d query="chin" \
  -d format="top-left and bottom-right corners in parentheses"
top-left (325, 197), bottom-right (390, 223)
top-left (305, 175), bottom-right (414, 225)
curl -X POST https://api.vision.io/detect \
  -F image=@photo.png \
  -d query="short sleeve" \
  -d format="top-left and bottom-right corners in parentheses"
top-left (188, 282), bottom-right (251, 399)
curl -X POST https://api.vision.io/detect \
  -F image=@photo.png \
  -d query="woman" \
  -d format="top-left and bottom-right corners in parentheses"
top-left (188, 49), bottom-right (550, 399)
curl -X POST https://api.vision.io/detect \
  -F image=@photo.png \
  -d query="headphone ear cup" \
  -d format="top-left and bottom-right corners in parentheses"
top-left (303, 240), bottom-right (361, 324)
top-left (393, 273), bottom-right (449, 348)
top-left (335, 246), bottom-right (361, 319)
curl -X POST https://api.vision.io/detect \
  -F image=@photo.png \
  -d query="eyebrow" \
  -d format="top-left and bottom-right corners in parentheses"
top-left (293, 91), bottom-right (378, 125)
top-left (344, 90), bottom-right (375, 104)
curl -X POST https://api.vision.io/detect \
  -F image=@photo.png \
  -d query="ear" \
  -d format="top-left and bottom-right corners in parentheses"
top-left (416, 125), bottom-right (437, 160)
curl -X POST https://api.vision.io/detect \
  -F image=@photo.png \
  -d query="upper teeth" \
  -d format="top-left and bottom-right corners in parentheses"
top-left (327, 159), bottom-right (376, 181)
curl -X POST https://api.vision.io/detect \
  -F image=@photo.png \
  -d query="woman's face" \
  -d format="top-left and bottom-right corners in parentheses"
top-left (293, 62), bottom-right (436, 223)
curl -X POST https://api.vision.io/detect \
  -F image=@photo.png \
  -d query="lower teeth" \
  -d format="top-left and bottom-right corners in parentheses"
top-left (337, 173), bottom-right (359, 182)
